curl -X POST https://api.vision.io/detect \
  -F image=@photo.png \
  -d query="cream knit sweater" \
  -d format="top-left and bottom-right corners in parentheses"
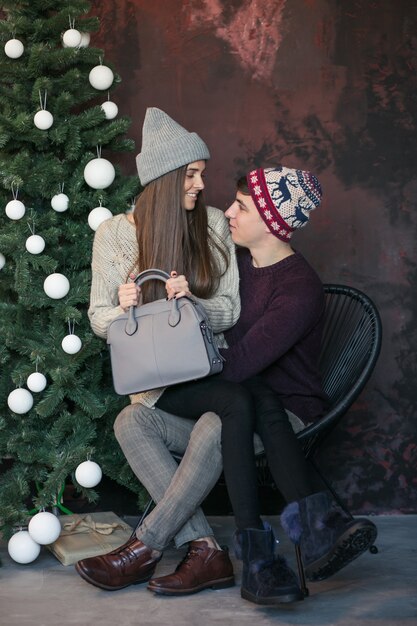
top-left (88, 206), bottom-right (240, 407)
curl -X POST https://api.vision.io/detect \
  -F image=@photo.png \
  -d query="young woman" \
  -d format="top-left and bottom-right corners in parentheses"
top-left (77, 108), bottom-right (240, 593)
top-left (88, 107), bottom-right (240, 408)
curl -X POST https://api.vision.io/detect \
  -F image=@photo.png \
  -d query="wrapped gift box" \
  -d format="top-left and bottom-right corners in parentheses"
top-left (48, 511), bottom-right (133, 566)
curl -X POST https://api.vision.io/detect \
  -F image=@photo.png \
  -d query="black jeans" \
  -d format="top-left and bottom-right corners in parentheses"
top-left (245, 378), bottom-right (322, 502)
top-left (156, 376), bottom-right (319, 531)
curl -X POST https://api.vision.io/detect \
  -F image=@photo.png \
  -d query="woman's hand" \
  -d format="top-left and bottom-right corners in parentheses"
top-left (166, 271), bottom-right (192, 300)
top-left (118, 275), bottom-right (141, 310)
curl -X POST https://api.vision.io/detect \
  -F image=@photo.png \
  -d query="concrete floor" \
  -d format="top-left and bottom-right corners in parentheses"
top-left (0, 514), bottom-right (416, 626)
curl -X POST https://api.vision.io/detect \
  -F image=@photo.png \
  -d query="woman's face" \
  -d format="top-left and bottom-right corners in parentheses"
top-left (183, 160), bottom-right (206, 210)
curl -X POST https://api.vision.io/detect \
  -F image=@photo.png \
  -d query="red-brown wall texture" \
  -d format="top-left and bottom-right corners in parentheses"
top-left (91, 0), bottom-right (417, 514)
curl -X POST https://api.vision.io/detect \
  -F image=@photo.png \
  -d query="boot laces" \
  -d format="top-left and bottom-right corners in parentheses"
top-left (112, 538), bottom-right (142, 565)
top-left (176, 544), bottom-right (202, 571)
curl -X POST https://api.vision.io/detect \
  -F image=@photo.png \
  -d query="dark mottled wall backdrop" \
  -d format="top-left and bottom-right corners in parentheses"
top-left (91, 0), bottom-right (417, 514)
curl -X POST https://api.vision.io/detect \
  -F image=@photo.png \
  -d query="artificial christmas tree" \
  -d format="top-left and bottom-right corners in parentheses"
top-left (0, 0), bottom-right (144, 542)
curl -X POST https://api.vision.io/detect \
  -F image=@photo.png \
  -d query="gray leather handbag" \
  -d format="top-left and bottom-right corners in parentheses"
top-left (107, 269), bottom-right (224, 395)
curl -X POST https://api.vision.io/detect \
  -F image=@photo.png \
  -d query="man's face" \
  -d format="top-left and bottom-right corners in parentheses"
top-left (225, 191), bottom-right (268, 248)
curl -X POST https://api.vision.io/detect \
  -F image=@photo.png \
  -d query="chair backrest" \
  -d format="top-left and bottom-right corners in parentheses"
top-left (298, 284), bottom-right (382, 447)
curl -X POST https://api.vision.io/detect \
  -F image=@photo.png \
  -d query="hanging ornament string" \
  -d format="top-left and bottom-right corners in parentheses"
top-left (96, 145), bottom-right (102, 158)
top-left (68, 16), bottom-right (75, 29)
top-left (39, 90), bottom-right (47, 111)
top-left (11, 182), bottom-right (19, 200)
top-left (128, 196), bottom-right (136, 213)
top-left (27, 219), bottom-right (36, 236)
top-left (68, 319), bottom-right (75, 336)
top-left (26, 207), bottom-right (37, 234)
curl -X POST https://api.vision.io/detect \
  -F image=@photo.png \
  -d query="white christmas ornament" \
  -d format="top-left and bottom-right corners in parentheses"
top-left (25, 234), bottom-right (45, 255)
top-left (7, 388), bottom-right (34, 414)
top-left (27, 372), bottom-right (47, 393)
top-left (5, 199), bottom-right (25, 220)
top-left (75, 460), bottom-right (102, 488)
top-left (62, 334), bottom-right (82, 354)
top-left (34, 110), bottom-right (53, 130)
top-left (8, 531), bottom-right (41, 564)
top-left (62, 28), bottom-right (82, 48)
top-left (79, 32), bottom-right (90, 47)
top-left (89, 65), bottom-right (114, 90)
top-left (51, 193), bottom-right (69, 212)
top-left (4, 38), bottom-right (24, 59)
top-left (43, 273), bottom-right (70, 299)
top-left (28, 511), bottom-right (61, 545)
top-left (88, 206), bottom-right (112, 231)
top-left (84, 158), bottom-right (115, 189)
top-left (0, 252), bottom-right (5, 269)
top-left (101, 100), bottom-right (118, 120)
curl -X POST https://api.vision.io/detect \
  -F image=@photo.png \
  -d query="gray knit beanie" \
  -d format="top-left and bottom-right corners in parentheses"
top-left (135, 107), bottom-right (210, 186)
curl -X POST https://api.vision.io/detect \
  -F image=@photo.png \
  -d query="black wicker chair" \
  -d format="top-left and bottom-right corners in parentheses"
top-left (299, 283), bottom-right (382, 454)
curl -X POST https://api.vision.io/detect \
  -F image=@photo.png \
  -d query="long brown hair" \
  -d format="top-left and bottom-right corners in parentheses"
top-left (133, 165), bottom-right (229, 303)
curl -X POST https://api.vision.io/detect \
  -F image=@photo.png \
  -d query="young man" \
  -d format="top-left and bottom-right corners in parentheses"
top-left (212, 165), bottom-right (377, 605)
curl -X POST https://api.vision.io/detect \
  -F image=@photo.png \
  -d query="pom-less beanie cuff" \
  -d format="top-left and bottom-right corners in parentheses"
top-left (136, 108), bottom-right (210, 186)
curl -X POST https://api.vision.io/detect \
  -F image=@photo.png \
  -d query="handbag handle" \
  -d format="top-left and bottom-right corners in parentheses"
top-left (125, 268), bottom-right (180, 335)
top-left (133, 268), bottom-right (170, 286)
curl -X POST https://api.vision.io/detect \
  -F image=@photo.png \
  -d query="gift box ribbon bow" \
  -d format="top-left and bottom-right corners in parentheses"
top-left (63, 514), bottom-right (130, 536)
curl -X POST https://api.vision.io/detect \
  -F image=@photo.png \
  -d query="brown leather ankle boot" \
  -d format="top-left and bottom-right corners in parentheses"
top-left (147, 540), bottom-right (234, 595)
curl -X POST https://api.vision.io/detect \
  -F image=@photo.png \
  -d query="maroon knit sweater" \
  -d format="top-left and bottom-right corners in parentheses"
top-left (220, 248), bottom-right (327, 424)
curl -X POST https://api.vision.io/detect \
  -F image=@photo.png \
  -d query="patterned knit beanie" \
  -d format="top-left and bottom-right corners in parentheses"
top-left (246, 166), bottom-right (322, 242)
top-left (136, 107), bottom-right (210, 186)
